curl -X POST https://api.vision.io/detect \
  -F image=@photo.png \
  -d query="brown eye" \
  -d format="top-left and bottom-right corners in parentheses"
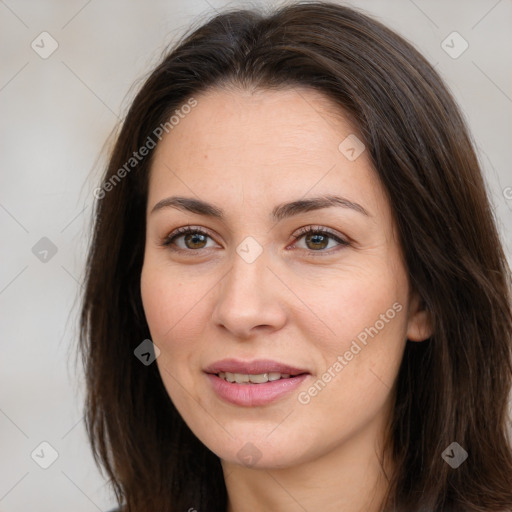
top-left (293, 226), bottom-right (349, 254)
top-left (183, 232), bottom-right (208, 249)
top-left (304, 232), bottom-right (329, 250)
top-left (162, 227), bottom-right (216, 251)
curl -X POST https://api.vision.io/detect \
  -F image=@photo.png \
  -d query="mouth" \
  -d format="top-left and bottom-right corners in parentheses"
top-left (215, 371), bottom-right (298, 384)
top-left (204, 359), bottom-right (310, 406)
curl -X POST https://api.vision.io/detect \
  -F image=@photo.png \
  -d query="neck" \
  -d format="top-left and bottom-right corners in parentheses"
top-left (221, 416), bottom-right (393, 512)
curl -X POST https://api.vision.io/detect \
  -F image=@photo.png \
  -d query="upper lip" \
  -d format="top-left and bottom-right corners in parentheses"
top-left (204, 358), bottom-right (309, 376)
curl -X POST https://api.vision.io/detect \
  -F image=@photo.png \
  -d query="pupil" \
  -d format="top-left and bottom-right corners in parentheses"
top-left (186, 233), bottom-right (206, 249)
top-left (306, 233), bottom-right (327, 250)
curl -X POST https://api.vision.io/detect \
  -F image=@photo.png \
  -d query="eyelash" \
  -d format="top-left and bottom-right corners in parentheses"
top-left (161, 225), bottom-right (349, 256)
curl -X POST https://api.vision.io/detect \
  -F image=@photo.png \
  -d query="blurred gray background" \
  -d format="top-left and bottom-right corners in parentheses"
top-left (0, 0), bottom-right (511, 510)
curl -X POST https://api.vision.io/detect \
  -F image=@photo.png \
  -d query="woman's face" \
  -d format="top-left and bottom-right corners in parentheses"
top-left (140, 86), bottom-right (429, 469)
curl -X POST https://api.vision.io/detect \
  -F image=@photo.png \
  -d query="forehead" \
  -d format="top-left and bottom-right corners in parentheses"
top-left (154, 85), bottom-right (355, 161)
top-left (147, 86), bottom-right (385, 219)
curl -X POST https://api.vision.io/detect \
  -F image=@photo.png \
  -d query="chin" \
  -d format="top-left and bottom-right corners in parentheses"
top-left (200, 427), bottom-right (315, 470)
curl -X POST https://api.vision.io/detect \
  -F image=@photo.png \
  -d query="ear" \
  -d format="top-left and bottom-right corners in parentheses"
top-left (406, 291), bottom-right (433, 342)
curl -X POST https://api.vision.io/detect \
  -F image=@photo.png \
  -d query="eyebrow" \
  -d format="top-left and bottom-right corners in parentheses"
top-left (150, 194), bottom-right (370, 220)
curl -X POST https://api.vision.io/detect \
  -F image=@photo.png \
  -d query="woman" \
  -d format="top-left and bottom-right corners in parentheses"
top-left (80, 2), bottom-right (512, 511)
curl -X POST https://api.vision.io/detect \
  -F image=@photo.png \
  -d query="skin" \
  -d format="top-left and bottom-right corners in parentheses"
top-left (140, 86), bottom-right (431, 512)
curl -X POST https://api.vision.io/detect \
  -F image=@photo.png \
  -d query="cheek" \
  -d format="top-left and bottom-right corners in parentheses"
top-left (298, 260), bottom-right (408, 354)
top-left (291, 285), bottom-right (406, 457)
top-left (141, 264), bottom-right (200, 340)
top-left (295, 261), bottom-right (409, 411)
top-left (140, 264), bottom-right (208, 412)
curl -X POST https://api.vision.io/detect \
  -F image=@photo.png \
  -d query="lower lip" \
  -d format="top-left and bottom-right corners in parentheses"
top-left (206, 373), bottom-right (309, 407)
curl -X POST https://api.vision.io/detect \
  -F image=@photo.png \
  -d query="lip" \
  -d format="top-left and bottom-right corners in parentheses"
top-left (204, 358), bottom-right (309, 376)
top-left (204, 358), bottom-right (310, 407)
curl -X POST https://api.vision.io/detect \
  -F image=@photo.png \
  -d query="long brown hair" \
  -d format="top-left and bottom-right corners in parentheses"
top-left (78, 2), bottom-right (512, 511)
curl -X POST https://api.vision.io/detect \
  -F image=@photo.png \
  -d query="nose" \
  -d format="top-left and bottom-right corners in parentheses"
top-left (211, 246), bottom-right (287, 339)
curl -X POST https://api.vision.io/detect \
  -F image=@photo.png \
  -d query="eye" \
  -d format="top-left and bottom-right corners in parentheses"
top-left (161, 225), bottom-right (349, 255)
top-left (291, 226), bottom-right (349, 254)
top-left (161, 226), bottom-right (218, 251)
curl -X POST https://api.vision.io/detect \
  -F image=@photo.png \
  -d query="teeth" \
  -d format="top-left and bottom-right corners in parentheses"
top-left (234, 373), bottom-right (250, 383)
top-left (217, 372), bottom-right (294, 383)
top-left (249, 373), bottom-right (268, 384)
